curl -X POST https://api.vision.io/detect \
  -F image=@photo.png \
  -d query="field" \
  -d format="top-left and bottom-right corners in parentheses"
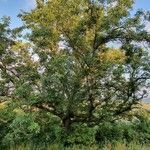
top-left (142, 103), bottom-right (150, 111)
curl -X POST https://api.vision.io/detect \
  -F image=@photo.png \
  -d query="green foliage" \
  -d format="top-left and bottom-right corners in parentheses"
top-left (96, 123), bottom-right (124, 144)
top-left (14, 83), bottom-right (33, 99)
top-left (64, 123), bottom-right (96, 145)
top-left (134, 119), bottom-right (150, 144)
top-left (0, 0), bottom-right (150, 149)
top-left (18, 0), bottom-right (150, 131)
top-left (95, 119), bottom-right (150, 145)
top-left (2, 114), bottom-right (40, 146)
top-left (1, 111), bottom-right (63, 148)
top-left (33, 111), bottom-right (62, 144)
top-left (0, 110), bottom-right (150, 149)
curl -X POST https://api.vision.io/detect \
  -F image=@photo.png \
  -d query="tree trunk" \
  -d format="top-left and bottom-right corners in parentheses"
top-left (62, 117), bottom-right (72, 132)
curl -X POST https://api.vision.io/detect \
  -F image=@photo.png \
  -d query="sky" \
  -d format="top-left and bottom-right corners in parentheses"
top-left (0, 0), bottom-right (36, 28)
top-left (0, 0), bottom-right (149, 28)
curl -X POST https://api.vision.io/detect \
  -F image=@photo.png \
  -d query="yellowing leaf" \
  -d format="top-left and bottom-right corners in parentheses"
top-left (99, 48), bottom-right (125, 64)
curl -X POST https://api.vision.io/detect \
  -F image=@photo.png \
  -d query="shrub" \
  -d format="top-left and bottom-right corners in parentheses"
top-left (2, 114), bottom-right (40, 146)
top-left (95, 123), bottom-right (123, 144)
top-left (134, 119), bottom-right (150, 144)
top-left (64, 123), bottom-right (96, 146)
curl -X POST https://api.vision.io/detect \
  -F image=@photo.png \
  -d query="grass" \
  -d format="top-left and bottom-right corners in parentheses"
top-left (142, 103), bottom-right (150, 111)
top-left (7, 142), bottom-right (150, 150)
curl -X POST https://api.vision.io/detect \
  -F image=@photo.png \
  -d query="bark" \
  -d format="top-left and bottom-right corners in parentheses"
top-left (62, 117), bottom-right (72, 132)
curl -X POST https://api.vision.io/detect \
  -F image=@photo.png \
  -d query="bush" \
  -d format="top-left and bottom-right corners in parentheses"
top-left (134, 119), bottom-right (150, 144)
top-left (2, 114), bottom-right (40, 146)
top-left (0, 107), bottom-right (150, 149)
top-left (1, 111), bottom-right (63, 148)
top-left (95, 118), bottom-right (150, 145)
top-left (64, 123), bottom-right (96, 146)
top-left (121, 124), bottom-right (136, 143)
top-left (95, 123), bottom-right (123, 144)
top-left (34, 111), bottom-right (62, 144)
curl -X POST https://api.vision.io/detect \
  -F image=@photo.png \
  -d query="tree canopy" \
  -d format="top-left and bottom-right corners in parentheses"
top-left (0, 0), bottom-right (150, 132)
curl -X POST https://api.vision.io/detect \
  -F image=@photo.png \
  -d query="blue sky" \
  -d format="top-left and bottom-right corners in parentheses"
top-left (0, 0), bottom-right (149, 28)
top-left (0, 0), bottom-right (36, 28)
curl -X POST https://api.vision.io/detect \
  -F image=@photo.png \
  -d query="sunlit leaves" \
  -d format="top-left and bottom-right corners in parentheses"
top-left (99, 48), bottom-right (126, 64)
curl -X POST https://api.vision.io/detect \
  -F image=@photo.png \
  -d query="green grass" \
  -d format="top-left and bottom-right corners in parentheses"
top-left (7, 142), bottom-right (150, 150)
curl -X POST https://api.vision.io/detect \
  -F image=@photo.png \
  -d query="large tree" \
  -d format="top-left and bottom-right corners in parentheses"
top-left (3, 0), bottom-right (150, 131)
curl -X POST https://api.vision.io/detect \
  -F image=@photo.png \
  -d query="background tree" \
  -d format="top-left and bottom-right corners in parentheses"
top-left (0, 16), bottom-right (40, 123)
top-left (0, 17), bottom-right (42, 146)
